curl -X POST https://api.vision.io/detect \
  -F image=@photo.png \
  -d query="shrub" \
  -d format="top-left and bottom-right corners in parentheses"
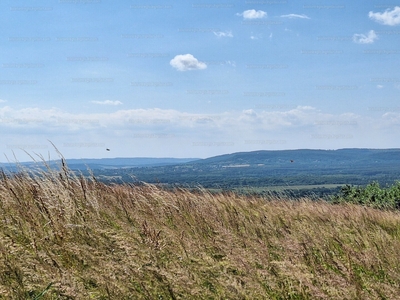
top-left (333, 181), bottom-right (400, 209)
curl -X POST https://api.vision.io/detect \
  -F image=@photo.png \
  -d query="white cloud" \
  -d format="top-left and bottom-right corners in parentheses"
top-left (170, 54), bottom-right (207, 71)
top-left (250, 32), bottom-right (262, 40)
top-left (1, 105), bottom-right (399, 160)
top-left (353, 30), bottom-right (378, 44)
top-left (0, 106), bottom-right (343, 132)
top-left (226, 61), bottom-right (236, 67)
top-left (0, 105), bottom-right (363, 134)
top-left (369, 6), bottom-right (400, 26)
top-left (0, 106), bottom-right (100, 131)
top-left (213, 31), bottom-right (233, 38)
top-left (0, 99), bottom-right (6, 103)
top-left (377, 85), bottom-right (384, 89)
top-left (237, 9), bottom-right (267, 19)
top-left (280, 14), bottom-right (310, 19)
top-left (91, 100), bottom-right (123, 105)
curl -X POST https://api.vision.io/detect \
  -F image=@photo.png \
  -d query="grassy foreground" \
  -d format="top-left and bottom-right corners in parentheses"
top-left (0, 164), bottom-right (400, 299)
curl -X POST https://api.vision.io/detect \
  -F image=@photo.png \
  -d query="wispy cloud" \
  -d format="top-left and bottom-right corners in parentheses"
top-left (0, 99), bottom-right (6, 103)
top-left (0, 105), bottom-right (380, 134)
top-left (170, 54), bottom-right (207, 71)
top-left (353, 30), bottom-right (378, 44)
top-left (91, 100), bottom-right (123, 106)
top-left (280, 14), bottom-right (310, 19)
top-left (213, 31), bottom-right (233, 38)
top-left (237, 9), bottom-right (267, 19)
top-left (1, 106), bottom-right (399, 159)
top-left (0, 106), bottom-right (340, 131)
top-left (226, 61), bottom-right (236, 67)
top-left (369, 6), bottom-right (400, 26)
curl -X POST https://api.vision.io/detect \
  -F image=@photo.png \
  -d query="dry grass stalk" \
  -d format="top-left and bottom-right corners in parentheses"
top-left (0, 162), bottom-right (399, 299)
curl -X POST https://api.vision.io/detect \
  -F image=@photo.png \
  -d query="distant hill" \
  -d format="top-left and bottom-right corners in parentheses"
top-left (0, 157), bottom-right (201, 172)
top-left (3, 149), bottom-right (400, 196)
top-left (65, 157), bottom-right (201, 170)
top-left (192, 148), bottom-right (400, 167)
top-left (88, 148), bottom-right (400, 191)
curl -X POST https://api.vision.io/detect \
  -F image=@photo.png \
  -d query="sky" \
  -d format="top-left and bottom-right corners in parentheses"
top-left (0, 0), bottom-right (399, 162)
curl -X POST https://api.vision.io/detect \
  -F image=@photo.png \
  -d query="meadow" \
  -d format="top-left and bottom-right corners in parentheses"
top-left (0, 159), bottom-right (399, 299)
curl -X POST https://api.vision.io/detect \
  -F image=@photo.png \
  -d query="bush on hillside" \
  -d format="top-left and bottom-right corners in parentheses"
top-left (333, 181), bottom-right (400, 209)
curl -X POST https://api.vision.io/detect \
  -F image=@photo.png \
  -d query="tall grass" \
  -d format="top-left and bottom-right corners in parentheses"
top-left (0, 160), bottom-right (399, 299)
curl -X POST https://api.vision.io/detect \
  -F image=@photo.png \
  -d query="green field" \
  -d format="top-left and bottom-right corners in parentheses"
top-left (234, 184), bottom-right (346, 192)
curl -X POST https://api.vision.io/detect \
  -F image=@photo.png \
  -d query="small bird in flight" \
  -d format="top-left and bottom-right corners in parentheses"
top-left (106, 148), bottom-right (110, 151)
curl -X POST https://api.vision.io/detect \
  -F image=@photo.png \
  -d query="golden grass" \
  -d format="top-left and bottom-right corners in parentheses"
top-left (0, 163), bottom-right (399, 299)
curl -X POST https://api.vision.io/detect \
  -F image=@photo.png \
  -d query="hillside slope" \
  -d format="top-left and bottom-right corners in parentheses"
top-left (93, 148), bottom-right (400, 188)
top-left (0, 166), bottom-right (400, 299)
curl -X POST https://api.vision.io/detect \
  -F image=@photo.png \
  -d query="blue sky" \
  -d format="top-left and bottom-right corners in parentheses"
top-left (0, 1), bottom-right (399, 162)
